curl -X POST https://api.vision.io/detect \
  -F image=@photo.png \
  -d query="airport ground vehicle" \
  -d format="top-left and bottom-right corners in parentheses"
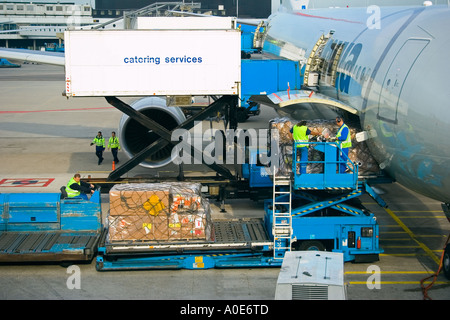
top-left (275, 251), bottom-right (347, 300)
top-left (0, 190), bottom-right (102, 263)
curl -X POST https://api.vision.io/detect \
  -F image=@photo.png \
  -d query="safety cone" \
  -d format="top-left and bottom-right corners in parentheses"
top-left (112, 161), bottom-right (115, 171)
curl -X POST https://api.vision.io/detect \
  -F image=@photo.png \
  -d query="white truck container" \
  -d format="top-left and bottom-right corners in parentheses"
top-left (275, 251), bottom-right (347, 300)
top-left (64, 19), bottom-right (241, 97)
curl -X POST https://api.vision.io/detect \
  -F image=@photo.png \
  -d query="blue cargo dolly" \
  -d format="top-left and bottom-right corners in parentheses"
top-left (96, 218), bottom-right (282, 271)
top-left (0, 190), bottom-right (102, 262)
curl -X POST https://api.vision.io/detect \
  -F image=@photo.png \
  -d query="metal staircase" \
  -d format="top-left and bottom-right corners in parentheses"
top-left (272, 170), bottom-right (293, 259)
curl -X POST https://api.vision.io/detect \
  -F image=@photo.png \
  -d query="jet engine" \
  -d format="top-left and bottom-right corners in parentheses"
top-left (118, 97), bottom-right (186, 168)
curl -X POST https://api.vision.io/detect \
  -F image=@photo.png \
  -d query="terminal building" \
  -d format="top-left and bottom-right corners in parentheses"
top-left (0, 0), bottom-right (271, 49)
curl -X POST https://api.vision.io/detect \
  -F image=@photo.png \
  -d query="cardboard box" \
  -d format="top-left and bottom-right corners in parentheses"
top-left (109, 183), bottom-right (170, 216)
top-left (108, 214), bottom-right (168, 241)
top-left (107, 182), bottom-right (214, 242)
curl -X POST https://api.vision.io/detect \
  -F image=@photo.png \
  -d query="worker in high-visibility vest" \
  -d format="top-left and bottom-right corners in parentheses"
top-left (66, 173), bottom-right (94, 200)
top-left (335, 116), bottom-right (352, 173)
top-left (291, 120), bottom-right (320, 174)
top-left (107, 131), bottom-right (121, 164)
top-left (90, 131), bottom-right (105, 165)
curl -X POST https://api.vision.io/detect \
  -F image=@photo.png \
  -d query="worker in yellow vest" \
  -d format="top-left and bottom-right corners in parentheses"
top-left (335, 116), bottom-right (352, 173)
top-left (291, 120), bottom-right (320, 174)
top-left (107, 131), bottom-right (121, 164)
top-left (66, 173), bottom-right (95, 200)
top-left (90, 131), bottom-right (105, 165)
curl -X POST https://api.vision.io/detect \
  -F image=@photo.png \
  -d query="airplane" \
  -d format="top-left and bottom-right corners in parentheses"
top-left (256, 1), bottom-right (450, 205)
top-left (1, 1), bottom-right (450, 209)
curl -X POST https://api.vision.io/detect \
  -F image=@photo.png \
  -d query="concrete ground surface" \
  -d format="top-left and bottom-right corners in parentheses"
top-left (0, 62), bottom-right (449, 302)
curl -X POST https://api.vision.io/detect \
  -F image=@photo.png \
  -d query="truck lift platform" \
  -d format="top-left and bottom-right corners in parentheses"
top-left (96, 218), bottom-right (282, 271)
top-left (0, 190), bottom-right (102, 263)
top-left (265, 141), bottom-right (384, 262)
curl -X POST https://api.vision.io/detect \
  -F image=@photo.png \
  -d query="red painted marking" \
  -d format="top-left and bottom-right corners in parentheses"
top-left (0, 178), bottom-right (55, 187)
top-left (272, 93), bottom-right (283, 102)
top-left (294, 12), bottom-right (364, 24)
top-left (0, 107), bottom-right (114, 114)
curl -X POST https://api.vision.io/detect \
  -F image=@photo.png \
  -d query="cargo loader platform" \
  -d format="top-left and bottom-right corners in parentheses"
top-left (96, 218), bottom-right (281, 271)
top-left (0, 231), bottom-right (100, 262)
top-left (0, 190), bottom-right (102, 263)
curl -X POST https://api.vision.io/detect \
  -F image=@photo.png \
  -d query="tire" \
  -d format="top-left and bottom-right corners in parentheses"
top-left (443, 244), bottom-right (450, 280)
top-left (298, 240), bottom-right (326, 251)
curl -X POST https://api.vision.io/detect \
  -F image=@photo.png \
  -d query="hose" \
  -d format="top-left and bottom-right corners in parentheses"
top-left (420, 233), bottom-right (450, 300)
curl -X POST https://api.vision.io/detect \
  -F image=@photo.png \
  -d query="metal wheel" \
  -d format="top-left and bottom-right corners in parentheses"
top-left (298, 240), bottom-right (326, 251)
top-left (443, 244), bottom-right (450, 280)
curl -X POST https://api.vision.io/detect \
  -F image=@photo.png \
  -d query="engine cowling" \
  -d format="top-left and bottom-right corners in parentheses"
top-left (118, 97), bottom-right (186, 168)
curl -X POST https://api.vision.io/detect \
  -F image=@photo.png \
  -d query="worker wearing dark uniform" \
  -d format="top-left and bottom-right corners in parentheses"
top-left (90, 131), bottom-right (105, 165)
top-left (107, 131), bottom-right (120, 164)
top-left (290, 120), bottom-right (320, 174)
top-left (335, 116), bottom-right (352, 173)
top-left (66, 173), bottom-right (95, 200)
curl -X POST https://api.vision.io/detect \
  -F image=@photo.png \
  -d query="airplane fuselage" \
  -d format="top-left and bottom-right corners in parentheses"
top-left (263, 5), bottom-right (450, 203)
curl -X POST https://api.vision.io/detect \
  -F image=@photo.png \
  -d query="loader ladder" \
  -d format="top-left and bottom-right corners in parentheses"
top-left (272, 170), bottom-right (293, 259)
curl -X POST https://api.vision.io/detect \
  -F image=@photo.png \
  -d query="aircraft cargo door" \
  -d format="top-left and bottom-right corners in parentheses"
top-left (377, 39), bottom-right (429, 124)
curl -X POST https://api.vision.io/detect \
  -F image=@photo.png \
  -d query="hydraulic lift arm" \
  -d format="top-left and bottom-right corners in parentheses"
top-left (105, 95), bottom-right (238, 181)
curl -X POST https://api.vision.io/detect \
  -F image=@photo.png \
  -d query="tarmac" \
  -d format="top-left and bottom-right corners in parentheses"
top-left (0, 62), bottom-right (449, 302)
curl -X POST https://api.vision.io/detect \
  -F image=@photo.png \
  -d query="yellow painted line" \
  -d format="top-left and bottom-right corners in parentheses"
top-left (396, 216), bottom-right (446, 219)
top-left (383, 208), bottom-right (441, 265)
top-left (382, 245), bottom-right (421, 248)
top-left (348, 281), bottom-right (450, 285)
top-left (391, 210), bottom-right (442, 213)
top-left (381, 235), bottom-right (447, 239)
top-left (380, 231), bottom-right (407, 234)
top-left (345, 271), bottom-right (433, 275)
top-left (381, 239), bottom-right (445, 243)
top-left (381, 253), bottom-right (432, 256)
top-left (380, 253), bottom-right (442, 257)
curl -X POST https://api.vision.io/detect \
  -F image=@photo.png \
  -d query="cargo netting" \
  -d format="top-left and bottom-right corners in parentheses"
top-left (269, 118), bottom-right (380, 176)
top-left (107, 182), bottom-right (214, 243)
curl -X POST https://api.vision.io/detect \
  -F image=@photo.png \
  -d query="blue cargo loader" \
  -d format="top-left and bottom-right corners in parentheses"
top-left (0, 190), bottom-right (102, 262)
